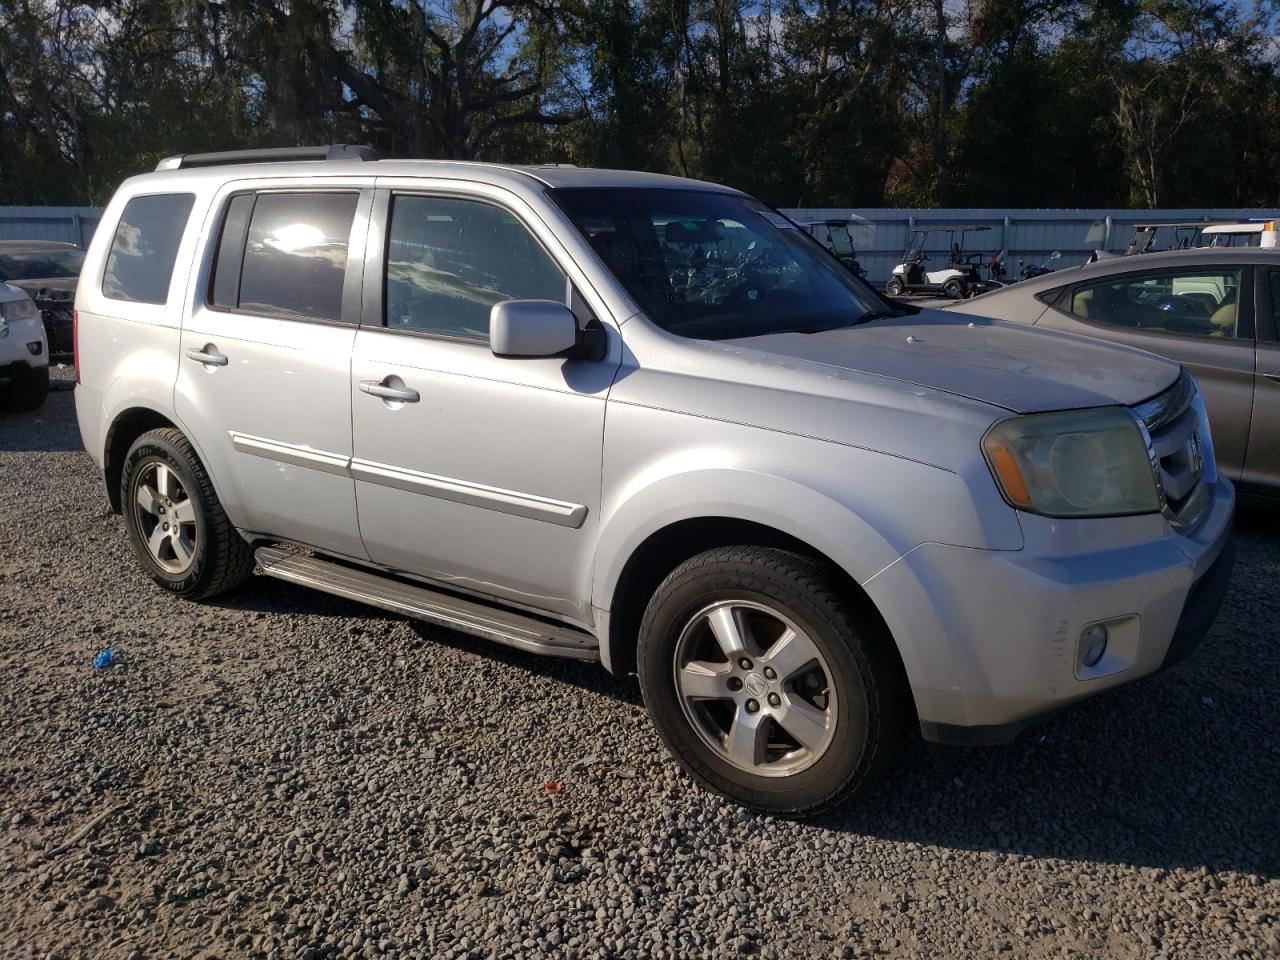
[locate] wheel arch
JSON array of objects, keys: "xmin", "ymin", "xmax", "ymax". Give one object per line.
[
  {"xmin": 592, "ymin": 468, "xmax": 913, "ymax": 685},
  {"xmin": 102, "ymin": 406, "xmax": 217, "ymax": 514}
]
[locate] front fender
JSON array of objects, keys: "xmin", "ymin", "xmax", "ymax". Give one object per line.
[
  {"xmin": 591, "ymin": 420, "xmax": 1024, "ymax": 615},
  {"xmin": 592, "ymin": 468, "xmax": 903, "ymax": 613}
]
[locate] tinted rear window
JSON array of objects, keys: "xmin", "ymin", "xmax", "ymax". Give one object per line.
[
  {"xmin": 235, "ymin": 192, "xmax": 358, "ymax": 321},
  {"xmin": 102, "ymin": 194, "xmax": 196, "ymax": 304}
]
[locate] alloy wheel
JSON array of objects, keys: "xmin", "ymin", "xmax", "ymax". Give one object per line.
[
  {"xmin": 672, "ymin": 600, "xmax": 838, "ymax": 777},
  {"xmin": 133, "ymin": 462, "xmax": 197, "ymax": 575}
]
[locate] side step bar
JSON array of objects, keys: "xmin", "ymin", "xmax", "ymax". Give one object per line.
[{"xmin": 255, "ymin": 547, "xmax": 599, "ymax": 661}]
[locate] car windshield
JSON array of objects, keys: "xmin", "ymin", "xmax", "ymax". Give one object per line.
[
  {"xmin": 0, "ymin": 249, "xmax": 85, "ymax": 280},
  {"xmin": 550, "ymin": 188, "xmax": 884, "ymax": 340}
]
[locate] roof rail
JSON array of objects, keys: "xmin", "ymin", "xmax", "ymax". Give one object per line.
[{"xmin": 155, "ymin": 144, "xmax": 380, "ymax": 172}]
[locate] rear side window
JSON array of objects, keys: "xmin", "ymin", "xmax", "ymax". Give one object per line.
[
  {"xmin": 102, "ymin": 193, "xmax": 196, "ymax": 304},
  {"xmin": 210, "ymin": 191, "xmax": 359, "ymax": 321},
  {"xmin": 1068, "ymin": 268, "xmax": 1244, "ymax": 339}
]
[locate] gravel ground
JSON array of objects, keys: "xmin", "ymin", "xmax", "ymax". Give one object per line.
[{"xmin": 2, "ymin": 369, "xmax": 1278, "ymax": 960}]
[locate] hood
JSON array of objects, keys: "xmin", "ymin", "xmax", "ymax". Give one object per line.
[
  {"xmin": 7, "ymin": 276, "xmax": 76, "ymax": 301},
  {"xmin": 727, "ymin": 310, "xmax": 1179, "ymax": 413}
]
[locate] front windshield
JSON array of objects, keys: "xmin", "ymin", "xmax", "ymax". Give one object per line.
[
  {"xmin": 0, "ymin": 249, "xmax": 85, "ymax": 280},
  {"xmin": 550, "ymin": 188, "xmax": 884, "ymax": 340}
]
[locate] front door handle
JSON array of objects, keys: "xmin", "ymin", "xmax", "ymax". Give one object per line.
[
  {"xmin": 186, "ymin": 345, "xmax": 228, "ymax": 367},
  {"xmin": 1263, "ymin": 372, "xmax": 1280, "ymax": 384},
  {"xmin": 359, "ymin": 378, "xmax": 420, "ymax": 403}
]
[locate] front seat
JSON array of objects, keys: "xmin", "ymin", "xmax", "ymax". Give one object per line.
[{"xmin": 1208, "ymin": 291, "xmax": 1238, "ymax": 336}]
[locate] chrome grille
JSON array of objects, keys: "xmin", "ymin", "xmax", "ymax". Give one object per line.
[{"xmin": 1133, "ymin": 372, "xmax": 1210, "ymax": 529}]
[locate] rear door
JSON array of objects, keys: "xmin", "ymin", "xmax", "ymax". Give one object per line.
[
  {"xmin": 1036, "ymin": 264, "xmax": 1256, "ymax": 480},
  {"xmin": 1244, "ymin": 270, "xmax": 1280, "ymax": 493},
  {"xmin": 174, "ymin": 181, "xmax": 372, "ymax": 558}
]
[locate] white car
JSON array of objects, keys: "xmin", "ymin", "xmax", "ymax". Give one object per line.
[{"xmin": 0, "ymin": 281, "xmax": 48, "ymax": 411}]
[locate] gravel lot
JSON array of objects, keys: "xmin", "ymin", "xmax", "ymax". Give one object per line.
[{"xmin": 2, "ymin": 369, "xmax": 1278, "ymax": 960}]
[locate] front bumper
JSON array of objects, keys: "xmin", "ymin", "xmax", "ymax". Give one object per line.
[
  {"xmin": 0, "ymin": 358, "xmax": 47, "ymax": 387},
  {"xmin": 863, "ymin": 478, "xmax": 1235, "ymax": 744}
]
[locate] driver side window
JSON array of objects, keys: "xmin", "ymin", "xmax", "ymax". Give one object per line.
[
  {"xmin": 384, "ymin": 194, "xmax": 568, "ymax": 342},
  {"xmin": 1069, "ymin": 269, "xmax": 1242, "ymax": 339}
]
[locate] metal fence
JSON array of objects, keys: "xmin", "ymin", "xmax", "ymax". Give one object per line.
[
  {"xmin": 779, "ymin": 207, "xmax": 1280, "ymax": 283},
  {"xmin": 4, "ymin": 204, "xmax": 1277, "ymax": 286},
  {"xmin": 0, "ymin": 206, "xmax": 102, "ymax": 247}
]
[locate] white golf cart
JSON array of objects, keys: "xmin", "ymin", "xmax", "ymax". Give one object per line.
[
  {"xmin": 884, "ymin": 225, "xmax": 991, "ymax": 299},
  {"xmin": 1202, "ymin": 220, "xmax": 1278, "ymax": 248}
]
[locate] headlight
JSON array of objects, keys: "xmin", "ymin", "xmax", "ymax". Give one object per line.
[
  {"xmin": 982, "ymin": 407, "xmax": 1160, "ymax": 517},
  {"xmin": 0, "ymin": 296, "xmax": 39, "ymax": 337}
]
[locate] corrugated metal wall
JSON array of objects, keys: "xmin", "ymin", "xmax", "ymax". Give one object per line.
[
  {"xmin": 0, "ymin": 207, "xmax": 103, "ymax": 247},
  {"xmin": 4, "ymin": 204, "xmax": 1276, "ymax": 285}
]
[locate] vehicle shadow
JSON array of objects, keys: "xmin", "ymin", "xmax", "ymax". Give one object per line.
[
  {"xmin": 813, "ymin": 512, "xmax": 1280, "ymax": 879},
  {"xmin": 209, "ymin": 575, "xmax": 646, "ymax": 707},
  {"xmin": 215, "ymin": 514, "xmax": 1277, "ymax": 878},
  {"xmin": 0, "ymin": 374, "xmax": 86, "ymax": 453}
]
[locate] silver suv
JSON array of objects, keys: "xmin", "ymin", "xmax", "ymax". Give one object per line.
[{"xmin": 75, "ymin": 147, "xmax": 1235, "ymax": 815}]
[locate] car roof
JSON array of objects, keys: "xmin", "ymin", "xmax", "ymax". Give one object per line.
[
  {"xmin": 0, "ymin": 240, "xmax": 82, "ymax": 251},
  {"xmin": 116, "ymin": 159, "xmax": 743, "ymax": 197},
  {"xmin": 1046, "ymin": 246, "xmax": 1280, "ymax": 284},
  {"xmin": 956, "ymin": 246, "xmax": 1280, "ymax": 308}
]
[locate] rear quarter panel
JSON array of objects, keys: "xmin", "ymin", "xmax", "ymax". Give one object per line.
[{"xmin": 74, "ymin": 175, "xmax": 218, "ymax": 475}]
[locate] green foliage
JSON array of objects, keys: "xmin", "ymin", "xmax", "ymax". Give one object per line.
[{"xmin": 2, "ymin": 0, "xmax": 1279, "ymax": 205}]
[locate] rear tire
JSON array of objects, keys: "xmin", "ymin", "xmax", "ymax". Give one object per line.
[
  {"xmin": 884, "ymin": 276, "xmax": 905, "ymax": 297},
  {"xmin": 1, "ymin": 365, "xmax": 48, "ymax": 412},
  {"xmin": 942, "ymin": 278, "xmax": 965, "ymax": 299},
  {"xmin": 637, "ymin": 546, "xmax": 908, "ymax": 816},
  {"xmin": 121, "ymin": 428, "xmax": 254, "ymax": 599}
]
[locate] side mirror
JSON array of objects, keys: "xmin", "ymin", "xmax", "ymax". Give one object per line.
[
  {"xmin": 1049, "ymin": 250, "xmax": 1062, "ymax": 260},
  {"xmin": 490, "ymin": 300, "xmax": 581, "ymax": 359}
]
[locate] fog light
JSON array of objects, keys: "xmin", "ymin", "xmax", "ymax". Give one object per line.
[
  {"xmin": 1079, "ymin": 624, "xmax": 1109, "ymax": 668},
  {"xmin": 27, "ymin": 340, "xmax": 42, "ymax": 356}
]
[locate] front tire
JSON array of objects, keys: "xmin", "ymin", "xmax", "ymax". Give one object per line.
[
  {"xmin": 884, "ymin": 276, "xmax": 905, "ymax": 297},
  {"xmin": 121, "ymin": 428, "xmax": 254, "ymax": 599},
  {"xmin": 1, "ymin": 365, "xmax": 48, "ymax": 412},
  {"xmin": 637, "ymin": 546, "xmax": 907, "ymax": 816}
]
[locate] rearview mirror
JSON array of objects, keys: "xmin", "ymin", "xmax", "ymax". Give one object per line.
[{"xmin": 490, "ymin": 300, "xmax": 581, "ymax": 359}]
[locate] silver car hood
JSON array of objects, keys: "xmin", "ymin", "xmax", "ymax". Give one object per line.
[{"xmin": 729, "ymin": 310, "xmax": 1180, "ymax": 413}]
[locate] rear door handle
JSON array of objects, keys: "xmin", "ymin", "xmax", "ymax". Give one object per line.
[
  {"xmin": 186, "ymin": 345, "xmax": 228, "ymax": 367},
  {"xmin": 359, "ymin": 379, "xmax": 420, "ymax": 403}
]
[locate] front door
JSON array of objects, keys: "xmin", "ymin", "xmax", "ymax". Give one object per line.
[
  {"xmin": 175, "ymin": 185, "xmax": 371, "ymax": 559},
  {"xmin": 1037, "ymin": 264, "xmax": 1257, "ymax": 480},
  {"xmin": 350, "ymin": 189, "xmax": 618, "ymax": 621},
  {"xmin": 1244, "ymin": 269, "xmax": 1280, "ymax": 492}
]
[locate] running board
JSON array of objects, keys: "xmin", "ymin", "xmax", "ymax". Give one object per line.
[{"xmin": 254, "ymin": 547, "xmax": 599, "ymax": 661}]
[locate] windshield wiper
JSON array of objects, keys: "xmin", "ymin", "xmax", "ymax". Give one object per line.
[
  {"xmin": 788, "ymin": 310, "xmax": 894, "ymax": 334},
  {"xmin": 853, "ymin": 309, "xmax": 895, "ymax": 324}
]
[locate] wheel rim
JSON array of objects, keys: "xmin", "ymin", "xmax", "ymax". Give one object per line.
[
  {"xmin": 672, "ymin": 600, "xmax": 838, "ymax": 778},
  {"xmin": 132, "ymin": 462, "xmax": 197, "ymax": 575}
]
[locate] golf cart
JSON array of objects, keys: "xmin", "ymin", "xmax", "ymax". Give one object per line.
[
  {"xmin": 1123, "ymin": 221, "xmax": 1231, "ymax": 256},
  {"xmin": 797, "ymin": 219, "xmax": 868, "ymax": 279},
  {"xmin": 1201, "ymin": 220, "xmax": 1277, "ymax": 248},
  {"xmin": 885, "ymin": 225, "xmax": 991, "ymax": 299}
]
